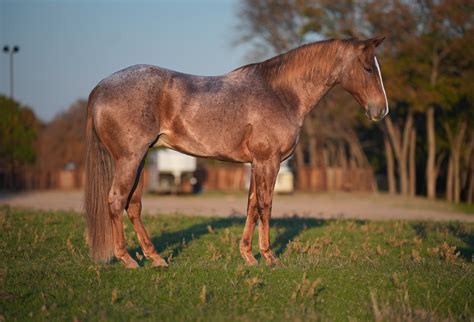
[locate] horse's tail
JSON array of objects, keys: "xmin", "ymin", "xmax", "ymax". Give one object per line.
[{"xmin": 84, "ymin": 94, "xmax": 115, "ymax": 262}]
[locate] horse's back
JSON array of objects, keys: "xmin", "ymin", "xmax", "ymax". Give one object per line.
[{"xmin": 91, "ymin": 64, "xmax": 169, "ymax": 103}]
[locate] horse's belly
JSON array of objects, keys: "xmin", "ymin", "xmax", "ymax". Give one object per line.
[{"xmin": 155, "ymin": 132, "xmax": 251, "ymax": 163}]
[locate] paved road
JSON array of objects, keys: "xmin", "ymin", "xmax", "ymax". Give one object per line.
[{"xmin": 1, "ymin": 190, "xmax": 472, "ymax": 222}]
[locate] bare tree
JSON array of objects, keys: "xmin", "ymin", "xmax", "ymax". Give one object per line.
[{"xmin": 37, "ymin": 100, "xmax": 87, "ymax": 172}]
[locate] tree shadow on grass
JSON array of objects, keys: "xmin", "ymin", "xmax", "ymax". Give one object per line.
[{"xmin": 129, "ymin": 215, "xmax": 335, "ymax": 263}]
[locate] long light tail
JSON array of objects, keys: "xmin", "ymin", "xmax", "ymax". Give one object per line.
[{"xmin": 84, "ymin": 101, "xmax": 114, "ymax": 262}]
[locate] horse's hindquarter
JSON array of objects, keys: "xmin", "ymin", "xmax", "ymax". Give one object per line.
[
  {"xmin": 156, "ymin": 72, "xmax": 300, "ymax": 163},
  {"xmin": 91, "ymin": 65, "xmax": 172, "ymax": 157}
]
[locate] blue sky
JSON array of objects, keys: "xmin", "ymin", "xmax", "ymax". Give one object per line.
[{"xmin": 0, "ymin": 0, "xmax": 251, "ymax": 121}]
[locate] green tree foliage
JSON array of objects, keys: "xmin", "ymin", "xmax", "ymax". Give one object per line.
[
  {"xmin": 0, "ymin": 95, "xmax": 40, "ymax": 188},
  {"xmin": 0, "ymin": 96, "xmax": 38, "ymax": 165}
]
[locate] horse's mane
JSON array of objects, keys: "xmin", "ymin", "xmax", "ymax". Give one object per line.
[{"xmin": 235, "ymin": 38, "xmax": 360, "ymax": 86}]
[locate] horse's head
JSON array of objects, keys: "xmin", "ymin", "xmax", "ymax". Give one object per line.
[{"xmin": 340, "ymin": 37, "xmax": 388, "ymax": 121}]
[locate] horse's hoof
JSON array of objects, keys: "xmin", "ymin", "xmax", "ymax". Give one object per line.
[
  {"xmin": 117, "ymin": 254, "xmax": 140, "ymax": 269},
  {"xmin": 150, "ymin": 256, "xmax": 168, "ymax": 268},
  {"xmin": 265, "ymin": 257, "xmax": 280, "ymax": 266},
  {"xmin": 262, "ymin": 251, "xmax": 280, "ymax": 266},
  {"xmin": 241, "ymin": 252, "xmax": 258, "ymax": 266},
  {"xmin": 123, "ymin": 259, "xmax": 139, "ymax": 269}
]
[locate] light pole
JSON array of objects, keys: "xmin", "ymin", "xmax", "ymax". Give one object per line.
[{"xmin": 3, "ymin": 45, "xmax": 20, "ymax": 99}]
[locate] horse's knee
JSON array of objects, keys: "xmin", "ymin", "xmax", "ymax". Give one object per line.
[{"xmin": 256, "ymin": 193, "xmax": 271, "ymax": 217}]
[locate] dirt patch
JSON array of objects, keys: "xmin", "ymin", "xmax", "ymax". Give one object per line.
[{"xmin": 0, "ymin": 190, "xmax": 472, "ymax": 222}]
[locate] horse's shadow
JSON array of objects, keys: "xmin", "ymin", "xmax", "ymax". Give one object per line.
[
  {"xmin": 270, "ymin": 216, "xmax": 330, "ymax": 255},
  {"xmin": 130, "ymin": 216, "xmax": 474, "ymax": 264},
  {"xmin": 130, "ymin": 215, "xmax": 330, "ymax": 262}
]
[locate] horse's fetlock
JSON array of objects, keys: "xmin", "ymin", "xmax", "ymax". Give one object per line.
[
  {"xmin": 240, "ymin": 239, "xmax": 251, "ymax": 249},
  {"xmin": 114, "ymin": 248, "xmax": 127, "ymax": 258}
]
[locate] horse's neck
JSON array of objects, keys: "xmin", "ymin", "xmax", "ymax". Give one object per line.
[
  {"xmin": 289, "ymin": 77, "xmax": 336, "ymax": 120},
  {"xmin": 264, "ymin": 44, "xmax": 343, "ymax": 122}
]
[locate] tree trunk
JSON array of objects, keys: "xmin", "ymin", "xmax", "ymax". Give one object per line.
[
  {"xmin": 294, "ymin": 142, "xmax": 305, "ymax": 190},
  {"xmin": 385, "ymin": 113, "xmax": 413, "ymax": 196},
  {"xmin": 400, "ymin": 112, "xmax": 414, "ymax": 196},
  {"xmin": 308, "ymin": 137, "xmax": 318, "ymax": 168},
  {"xmin": 322, "ymin": 148, "xmax": 329, "ymax": 167},
  {"xmin": 453, "ymin": 122, "xmax": 467, "ymax": 203},
  {"xmin": 409, "ymin": 127, "xmax": 416, "ymax": 197},
  {"xmin": 468, "ymin": 165, "xmax": 474, "ymax": 204},
  {"xmin": 426, "ymin": 107, "xmax": 437, "ymax": 200},
  {"xmin": 384, "ymin": 136, "xmax": 396, "ymax": 194},
  {"xmin": 467, "ymin": 133, "xmax": 474, "ymax": 204},
  {"xmin": 294, "ymin": 142, "xmax": 305, "ymax": 169},
  {"xmin": 453, "ymin": 151, "xmax": 461, "ymax": 203},
  {"xmin": 444, "ymin": 121, "xmax": 467, "ymax": 203},
  {"xmin": 446, "ymin": 156, "xmax": 453, "ymax": 202},
  {"xmin": 343, "ymin": 128, "xmax": 370, "ymax": 168}
]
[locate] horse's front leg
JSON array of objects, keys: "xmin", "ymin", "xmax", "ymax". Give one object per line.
[
  {"xmin": 254, "ymin": 157, "xmax": 280, "ymax": 265},
  {"xmin": 240, "ymin": 168, "xmax": 258, "ymax": 265}
]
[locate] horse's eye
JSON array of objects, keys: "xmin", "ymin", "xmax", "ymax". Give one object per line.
[{"xmin": 364, "ymin": 66, "xmax": 373, "ymax": 73}]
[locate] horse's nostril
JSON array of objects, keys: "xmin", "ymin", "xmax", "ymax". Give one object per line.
[
  {"xmin": 378, "ymin": 109, "xmax": 384, "ymax": 119},
  {"xmin": 365, "ymin": 109, "xmax": 373, "ymax": 120}
]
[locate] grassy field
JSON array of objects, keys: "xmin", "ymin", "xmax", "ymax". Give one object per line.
[{"xmin": 0, "ymin": 206, "xmax": 473, "ymax": 321}]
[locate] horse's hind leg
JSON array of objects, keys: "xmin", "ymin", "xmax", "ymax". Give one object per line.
[
  {"xmin": 126, "ymin": 171, "xmax": 168, "ymax": 267},
  {"xmin": 107, "ymin": 155, "xmax": 145, "ymax": 268}
]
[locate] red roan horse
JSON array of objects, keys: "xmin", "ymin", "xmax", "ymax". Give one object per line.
[{"xmin": 84, "ymin": 37, "xmax": 388, "ymax": 268}]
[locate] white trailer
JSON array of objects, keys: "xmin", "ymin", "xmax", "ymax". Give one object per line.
[{"xmin": 148, "ymin": 149, "xmax": 197, "ymax": 192}]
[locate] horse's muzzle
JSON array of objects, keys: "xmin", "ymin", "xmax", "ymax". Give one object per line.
[{"xmin": 366, "ymin": 104, "xmax": 388, "ymax": 121}]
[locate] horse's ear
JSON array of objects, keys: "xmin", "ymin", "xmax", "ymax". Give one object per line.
[
  {"xmin": 369, "ymin": 36, "xmax": 386, "ymax": 48},
  {"xmin": 359, "ymin": 37, "xmax": 385, "ymax": 51}
]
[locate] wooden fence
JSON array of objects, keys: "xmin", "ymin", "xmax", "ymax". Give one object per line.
[
  {"xmin": 3, "ymin": 165, "xmax": 376, "ymax": 192},
  {"xmin": 295, "ymin": 166, "xmax": 376, "ymax": 192},
  {"xmin": 200, "ymin": 166, "xmax": 248, "ymax": 191},
  {"xmin": 194, "ymin": 165, "xmax": 376, "ymax": 192}
]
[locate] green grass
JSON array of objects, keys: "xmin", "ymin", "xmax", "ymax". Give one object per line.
[{"xmin": 0, "ymin": 207, "xmax": 473, "ymax": 321}]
